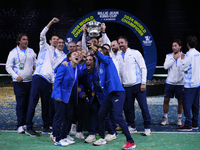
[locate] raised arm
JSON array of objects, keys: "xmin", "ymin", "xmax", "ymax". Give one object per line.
[
  {"xmin": 81, "ymin": 24, "xmax": 89, "ymax": 52},
  {"xmin": 87, "ymin": 41, "xmax": 110, "ymax": 66},
  {"xmin": 40, "ymin": 17, "xmax": 59, "ymax": 51},
  {"xmin": 46, "ymin": 17, "xmax": 59, "ymax": 29},
  {"xmin": 163, "ymin": 54, "xmax": 175, "ymax": 70},
  {"xmin": 101, "ymin": 23, "xmax": 111, "ymax": 46}
]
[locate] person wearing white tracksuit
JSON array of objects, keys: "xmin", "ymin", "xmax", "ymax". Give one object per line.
[{"xmin": 161, "ymin": 39, "xmax": 184, "ymax": 126}]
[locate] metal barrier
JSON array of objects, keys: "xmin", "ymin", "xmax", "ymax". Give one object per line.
[{"xmin": 0, "ymin": 63, "xmax": 167, "ymax": 77}]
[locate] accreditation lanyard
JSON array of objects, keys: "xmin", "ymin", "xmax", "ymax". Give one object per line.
[
  {"xmin": 16, "ymin": 46, "xmax": 27, "ymax": 70},
  {"xmin": 88, "ymin": 72, "xmax": 95, "ymax": 96},
  {"xmin": 89, "ymin": 73, "xmax": 94, "ymax": 90},
  {"xmin": 121, "ymin": 52, "xmax": 125, "ymax": 60}
]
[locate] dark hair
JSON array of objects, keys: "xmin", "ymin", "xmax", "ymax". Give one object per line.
[
  {"xmin": 99, "ymin": 46, "xmax": 110, "ymax": 56},
  {"xmin": 67, "ymin": 50, "xmax": 77, "ymax": 61},
  {"xmin": 102, "ymin": 43, "xmax": 111, "ymax": 51},
  {"xmin": 87, "ymin": 54, "xmax": 96, "ymax": 63},
  {"xmin": 91, "ymin": 37, "xmax": 98, "ymax": 41},
  {"xmin": 50, "ymin": 35, "xmax": 59, "ymax": 40},
  {"xmin": 172, "ymin": 39, "xmax": 182, "ymax": 47},
  {"xmin": 185, "ymin": 35, "xmax": 198, "ymax": 48},
  {"xmin": 16, "ymin": 33, "xmax": 28, "ymax": 45},
  {"xmin": 59, "ymin": 37, "xmax": 65, "ymax": 41},
  {"xmin": 117, "ymin": 36, "xmax": 128, "ymax": 42}
]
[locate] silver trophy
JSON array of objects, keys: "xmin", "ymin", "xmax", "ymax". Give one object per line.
[{"xmin": 86, "ymin": 21, "xmax": 101, "ymax": 37}]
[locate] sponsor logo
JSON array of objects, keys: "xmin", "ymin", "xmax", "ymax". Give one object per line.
[
  {"xmin": 97, "ymin": 11, "xmax": 119, "ymax": 21},
  {"xmin": 143, "ymin": 36, "xmax": 152, "ymax": 46},
  {"xmin": 65, "ymin": 37, "xmax": 73, "ymax": 46}
]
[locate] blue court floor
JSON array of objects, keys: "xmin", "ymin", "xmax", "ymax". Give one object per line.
[{"xmin": 0, "ymin": 86, "xmax": 199, "ymax": 132}]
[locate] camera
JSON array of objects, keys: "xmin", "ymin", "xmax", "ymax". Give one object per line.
[{"xmin": 86, "ymin": 42, "xmax": 91, "ymax": 49}]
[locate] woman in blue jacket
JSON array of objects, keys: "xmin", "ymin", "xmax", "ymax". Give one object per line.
[
  {"xmin": 51, "ymin": 51, "xmax": 79, "ymax": 147},
  {"xmin": 87, "ymin": 42, "xmax": 136, "ymax": 149}
]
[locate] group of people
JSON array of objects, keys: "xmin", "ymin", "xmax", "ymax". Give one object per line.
[
  {"xmin": 5, "ymin": 17, "xmax": 200, "ymax": 149},
  {"xmin": 161, "ymin": 37, "xmax": 200, "ymax": 132}
]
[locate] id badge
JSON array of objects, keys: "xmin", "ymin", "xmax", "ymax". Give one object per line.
[{"xmin": 19, "ymin": 63, "xmax": 24, "ymax": 70}]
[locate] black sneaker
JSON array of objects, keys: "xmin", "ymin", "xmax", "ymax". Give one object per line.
[
  {"xmin": 177, "ymin": 125, "xmax": 192, "ymax": 131},
  {"xmin": 25, "ymin": 129, "xmax": 39, "ymax": 137},
  {"xmin": 42, "ymin": 128, "xmax": 52, "ymax": 134},
  {"xmin": 192, "ymin": 125, "xmax": 198, "ymax": 129}
]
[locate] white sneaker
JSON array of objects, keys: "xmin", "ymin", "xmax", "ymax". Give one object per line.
[
  {"xmin": 54, "ymin": 139, "xmax": 70, "ymax": 146},
  {"xmin": 75, "ymin": 132, "xmax": 85, "ymax": 139},
  {"xmin": 67, "ymin": 135, "xmax": 74, "ymax": 141},
  {"xmin": 85, "ymin": 135, "xmax": 96, "ymax": 143},
  {"xmin": 161, "ymin": 117, "xmax": 169, "ymax": 126},
  {"xmin": 18, "ymin": 126, "xmax": 25, "ymax": 134},
  {"xmin": 104, "ymin": 133, "xmax": 117, "ymax": 141},
  {"xmin": 176, "ymin": 117, "xmax": 182, "ymax": 126},
  {"xmin": 70, "ymin": 124, "xmax": 77, "ymax": 135},
  {"xmin": 93, "ymin": 138, "xmax": 107, "ymax": 146},
  {"xmin": 143, "ymin": 129, "xmax": 151, "ymax": 136},
  {"xmin": 50, "ymin": 134, "xmax": 55, "ymax": 142},
  {"xmin": 63, "ymin": 138, "xmax": 75, "ymax": 144},
  {"xmin": 23, "ymin": 125, "xmax": 27, "ymax": 130},
  {"xmin": 128, "ymin": 126, "xmax": 137, "ymax": 133}
]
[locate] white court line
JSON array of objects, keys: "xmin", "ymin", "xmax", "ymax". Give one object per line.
[
  {"xmin": 145, "ymin": 131, "xmax": 200, "ymax": 134},
  {"xmin": 156, "ymin": 66, "xmax": 164, "ymax": 68}
]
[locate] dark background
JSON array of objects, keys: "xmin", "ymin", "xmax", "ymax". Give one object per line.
[{"xmin": 1, "ymin": 0, "xmax": 200, "ymax": 77}]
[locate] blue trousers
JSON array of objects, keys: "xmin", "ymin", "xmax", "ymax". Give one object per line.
[
  {"xmin": 88, "ymin": 96, "xmax": 100, "ymax": 135},
  {"xmin": 53, "ymin": 96, "xmax": 76, "ymax": 142},
  {"xmin": 13, "ymin": 82, "xmax": 31, "ymax": 128},
  {"xmin": 98, "ymin": 91, "xmax": 133, "ymax": 143},
  {"xmin": 105, "ymin": 109, "xmax": 117, "ymax": 135},
  {"xmin": 124, "ymin": 84, "xmax": 151, "ymax": 129},
  {"xmin": 182, "ymin": 87, "xmax": 200, "ymax": 126},
  {"xmin": 76, "ymin": 97, "xmax": 85, "ymax": 132},
  {"xmin": 26, "ymin": 75, "xmax": 51, "ymax": 130},
  {"xmin": 49, "ymin": 97, "xmax": 55, "ymax": 127}
]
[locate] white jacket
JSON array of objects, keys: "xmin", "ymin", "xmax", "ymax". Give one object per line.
[
  {"xmin": 117, "ymin": 48, "xmax": 147, "ymax": 87},
  {"xmin": 110, "ymin": 50, "xmax": 121, "ymax": 59},
  {"xmin": 6, "ymin": 46, "xmax": 37, "ymax": 82},
  {"xmin": 33, "ymin": 27, "xmax": 56, "ymax": 83},
  {"xmin": 181, "ymin": 48, "xmax": 200, "ymax": 88},
  {"xmin": 53, "ymin": 49, "xmax": 66, "ymax": 69},
  {"xmin": 110, "ymin": 50, "xmax": 121, "ymax": 82},
  {"xmin": 164, "ymin": 52, "xmax": 184, "ymax": 85}
]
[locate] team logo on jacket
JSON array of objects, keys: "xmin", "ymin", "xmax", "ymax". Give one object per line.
[{"xmin": 100, "ymin": 69, "xmax": 104, "ymax": 74}]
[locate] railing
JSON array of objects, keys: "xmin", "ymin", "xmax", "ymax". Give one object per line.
[{"xmin": 0, "ymin": 63, "xmax": 168, "ymax": 77}]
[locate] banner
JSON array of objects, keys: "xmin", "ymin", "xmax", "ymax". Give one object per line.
[{"xmin": 64, "ymin": 9, "xmax": 157, "ymax": 80}]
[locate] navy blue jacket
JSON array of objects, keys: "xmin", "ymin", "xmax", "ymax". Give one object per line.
[{"xmin": 79, "ymin": 66, "xmax": 105, "ymax": 104}]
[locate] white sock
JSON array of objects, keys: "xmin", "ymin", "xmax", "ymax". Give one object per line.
[
  {"xmin": 164, "ymin": 114, "xmax": 168, "ymax": 118},
  {"xmin": 178, "ymin": 114, "xmax": 182, "ymax": 118}
]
